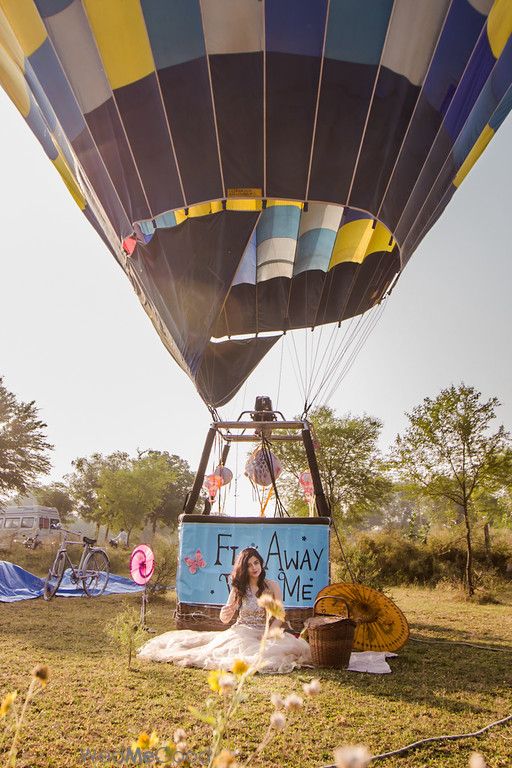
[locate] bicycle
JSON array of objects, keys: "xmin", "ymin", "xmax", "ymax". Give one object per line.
[{"xmin": 43, "ymin": 528, "xmax": 110, "ymax": 600}]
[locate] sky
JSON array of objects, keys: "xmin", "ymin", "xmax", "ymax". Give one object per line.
[{"xmin": 1, "ymin": 86, "xmax": 511, "ymax": 515}]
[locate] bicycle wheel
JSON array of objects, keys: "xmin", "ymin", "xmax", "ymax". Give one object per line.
[
  {"xmin": 44, "ymin": 551, "xmax": 66, "ymax": 600},
  {"xmin": 82, "ymin": 549, "xmax": 110, "ymax": 596}
]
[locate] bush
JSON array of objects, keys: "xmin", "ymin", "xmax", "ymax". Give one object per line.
[
  {"xmin": 146, "ymin": 533, "xmax": 178, "ymax": 598},
  {"xmin": 331, "ymin": 527, "xmax": 512, "ymax": 588}
]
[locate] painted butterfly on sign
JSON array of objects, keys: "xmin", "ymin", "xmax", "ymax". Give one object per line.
[{"xmin": 184, "ymin": 549, "xmax": 206, "ymax": 574}]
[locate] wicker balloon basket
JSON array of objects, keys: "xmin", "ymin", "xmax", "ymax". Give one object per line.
[{"xmin": 306, "ymin": 596, "xmax": 356, "ymax": 669}]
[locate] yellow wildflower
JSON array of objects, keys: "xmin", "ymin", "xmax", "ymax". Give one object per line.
[
  {"xmin": 131, "ymin": 731, "xmax": 159, "ymax": 751},
  {"xmin": 32, "ymin": 664, "xmax": 49, "ymax": 687},
  {"xmin": 207, "ymin": 669, "xmax": 223, "ymax": 693},
  {"xmin": 231, "ymin": 659, "xmax": 249, "ymax": 676},
  {"xmin": 257, "ymin": 594, "xmax": 286, "ymax": 622},
  {"xmin": 0, "ymin": 691, "xmax": 17, "ymax": 718}
]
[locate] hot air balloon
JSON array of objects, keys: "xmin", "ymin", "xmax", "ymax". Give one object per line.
[
  {"xmin": 1, "ymin": 1, "xmax": 510, "ymax": 408},
  {"xmin": 2, "ymin": 1, "xmax": 511, "ymax": 634}
]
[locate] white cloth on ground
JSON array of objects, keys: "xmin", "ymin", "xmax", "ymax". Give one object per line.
[{"xmin": 347, "ymin": 651, "xmax": 397, "ymax": 674}]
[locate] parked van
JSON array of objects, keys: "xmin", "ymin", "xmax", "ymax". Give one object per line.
[{"xmin": 0, "ymin": 505, "xmax": 61, "ymax": 547}]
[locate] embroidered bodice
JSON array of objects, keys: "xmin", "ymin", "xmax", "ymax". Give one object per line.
[{"xmin": 235, "ymin": 589, "xmax": 266, "ymax": 629}]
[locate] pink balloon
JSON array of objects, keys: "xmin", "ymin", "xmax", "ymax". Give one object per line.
[
  {"xmin": 299, "ymin": 471, "xmax": 314, "ymax": 498},
  {"xmin": 130, "ymin": 544, "xmax": 155, "ymax": 585},
  {"xmin": 204, "ymin": 473, "xmax": 223, "ymax": 500}
]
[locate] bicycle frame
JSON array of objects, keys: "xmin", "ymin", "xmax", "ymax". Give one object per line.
[
  {"xmin": 45, "ymin": 528, "xmax": 110, "ymax": 599},
  {"xmin": 54, "ymin": 531, "xmax": 93, "ymax": 581}
]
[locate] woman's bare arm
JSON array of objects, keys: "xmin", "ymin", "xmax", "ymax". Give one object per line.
[{"xmin": 219, "ymin": 588, "xmax": 239, "ymax": 624}]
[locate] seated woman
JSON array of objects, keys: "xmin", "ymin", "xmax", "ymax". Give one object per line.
[{"xmin": 138, "ymin": 547, "xmax": 312, "ymax": 674}]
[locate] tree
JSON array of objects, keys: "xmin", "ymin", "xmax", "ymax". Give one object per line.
[
  {"xmin": 141, "ymin": 451, "xmax": 194, "ymax": 533},
  {"xmin": 96, "ymin": 453, "xmax": 176, "ymax": 544},
  {"xmin": 66, "ymin": 452, "xmax": 130, "ymax": 537},
  {"xmin": 278, "ymin": 406, "xmax": 391, "ymax": 527},
  {"xmin": 33, "ymin": 482, "xmax": 74, "ymax": 522},
  {"xmin": 391, "ymin": 384, "xmax": 511, "ymax": 596},
  {"xmin": 0, "ymin": 377, "xmax": 53, "ymax": 499}
]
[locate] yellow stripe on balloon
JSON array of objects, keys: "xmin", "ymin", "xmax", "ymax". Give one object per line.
[
  {"xmin": 487, "ymin": 0, "xmax": 512, "ymax": 59},
  {"xmin": 0, "ymin": 38, "xmax": 30, "ymax": 114},
  {"xmin": 364, "ymin": 221, "xmax": 394, "ymax": 257},
  {"xmin": 83, "ymin": 0, "xmax": 154, "ymax": 90},
  {"xmin": 267, "ymin": 199, "xmax": 303, "ymax": 209},
  {"xmin": 329, "ymin": 219, "xmax": 374, "ymax": 267},
  {"xmin": 0, "ymin": 6, "xmax": 25, "ymax": 69},
  {"xmin": 0, "ymin": 0, "xmax": 46, "ymax": 56},
  {"xmin": 226, "ymin": 198, "xmax": 262, "ymax": 211},
  {"xmin": 52, "ymin": 143, "xmax": 86, "ymax": 209},
  {"xmin": 453, "ymin": 124, "xmax": 494, "ymax": 187}
]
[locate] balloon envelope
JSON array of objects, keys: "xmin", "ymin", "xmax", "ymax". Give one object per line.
[{"xmin": 2, "ymin": 2, "xmax": 510, "ymax": 405}]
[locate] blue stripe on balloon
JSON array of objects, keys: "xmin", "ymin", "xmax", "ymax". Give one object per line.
[
  {"xmin": 341, "ymin": 208, "xmax": 372, "ymax": 224},
  {"xmin": 422, "ymin": 0, "xmax": 488, "ymax": 115},
  {"xmin": 233, "ymin": 231, "xmax": 257, "ymax": 286},
  {"xmin": 256, "ymin": 206, "xmax": 301, "ymax": 244},
  {"xmin": 453, "ymin": 38, "xmax": 512, "ymax": 165},
  {"xmin": 442, "ymin": 30, "xmax": 495, "ymax": 142},
  {"xmin": 265, "ymin": 0, "xmax": 328, "ymax": 57},
  {"xmin": 325, "ymin": 0, "xmax": 392, "ymax": 65},
  {"xmin": 26, "ymin": 94, "xmax": 59, "ymax": 160},
  {"xmin": 141, "ymin": 0, "xmax": 205, "ymax": 69},
  {"xmin": 28, "ymin": 38, "xmax": 86, "ymax": 141},
  {"xmin": 34, "ymin": 0, "xmax": 74, "ymax": 16},
  {"xmin": 294, "ymin": 228, "xmax": 337, "ymax": 275},
  {"xmin": 489, "ymin": 84, "xmax": 512, "ymax": 131}
]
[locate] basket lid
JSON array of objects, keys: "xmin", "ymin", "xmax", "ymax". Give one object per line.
[{"xmin": 305, "ymin": 615, "xmax": 354, "ymax": 630}]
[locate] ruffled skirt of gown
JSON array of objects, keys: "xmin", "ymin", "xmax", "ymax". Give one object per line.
[{"xmin": 137, "ymin": 623, "xmax": 312, "ymax": 674}]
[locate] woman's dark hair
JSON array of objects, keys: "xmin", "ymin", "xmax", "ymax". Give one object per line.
[{"xmin": 230, "ymin": 547, "xmax": 266, "ymax": 601}]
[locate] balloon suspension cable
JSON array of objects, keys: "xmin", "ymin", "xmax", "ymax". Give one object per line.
[
  {"xmin": 282, "ymin": 262, "xmax": 388, "ymax": 415},
  {"xmin": 330, "ymin": 516, "xmax": 355, "ymax": 584},
  {"xmin": 275, "ymin": 334, "xmax": 285, "ymax": 412},
  {"xmin": 261, "ymin": 435, "xmax": 289, "ymax": 518}
]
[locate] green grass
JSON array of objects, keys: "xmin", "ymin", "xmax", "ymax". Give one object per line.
[{"xmin": 1, "ymin": 585, "xmax": 511, "ymax": 767}]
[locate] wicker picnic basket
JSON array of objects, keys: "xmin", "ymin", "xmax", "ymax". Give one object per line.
[{"xmin": 306, "ymin": 596, "xmax": 356, "ymax": 669}]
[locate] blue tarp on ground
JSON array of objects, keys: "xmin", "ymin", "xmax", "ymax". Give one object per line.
[{"xmin": 0, "ymin": 561, "xmax": 143, "ymax": 602}]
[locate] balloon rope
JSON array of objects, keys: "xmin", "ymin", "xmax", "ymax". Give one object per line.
[
  {"xmin": 275, "ymin": 335, "xmax": 285, "ymax": 412},
  {"xmin": 330, "ymin": 517, "xmax": 355, "ymax": 584}
]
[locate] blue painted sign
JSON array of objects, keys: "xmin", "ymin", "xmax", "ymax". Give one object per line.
[{"xmin": 177, "ymin": 517, "xmax": 330, "ymax": 609}]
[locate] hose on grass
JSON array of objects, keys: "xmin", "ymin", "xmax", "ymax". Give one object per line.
[
  {"xmin": 410, "ymin": 636, "xmax": 512, "ymax": 653},
  {"xmin": 321, "ymin": 713, "xmax": 512, "ymax": 765}
]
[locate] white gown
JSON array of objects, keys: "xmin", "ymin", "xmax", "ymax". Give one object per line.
[{"xmin": 138, "ymin": 590, "xmax": 312, "ymax": 674}]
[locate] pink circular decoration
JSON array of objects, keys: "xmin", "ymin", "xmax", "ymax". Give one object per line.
[
  {"xmin": 130, "ymin": 544, "xmax": 155, "ymax": 585},
  {"xmin": 214, "ymin": 465, "xmax": 233, "ymax": 486}
]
